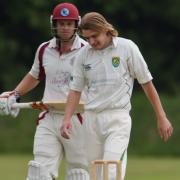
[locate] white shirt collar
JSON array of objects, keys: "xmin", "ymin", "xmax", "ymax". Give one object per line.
[
  {"xmin": 112, "ymin": 36, "xmax": 118, "ymax": 48},
  {"xmin": 48, "ymin": 38, "xmax": 55, "ymax": 48},
  {"xmin": 48, "ymin": 34, "xmax": 83, "ymax": 51}
]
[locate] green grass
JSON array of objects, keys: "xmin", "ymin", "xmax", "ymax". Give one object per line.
[
  {"xmin": 126, "ymin": 157, "xmax": 180, "ymax": 180},
  {"xmin": 0, "ymin": 154, "xmax": 66, "ymax": 180},
  {"xmin": 0, "ymin": 155, "xmax": 180, "ymax": 180}
]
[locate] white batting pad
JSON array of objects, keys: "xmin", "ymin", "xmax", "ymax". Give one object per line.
[
  {"xmin": 66, "ymin": 168, "xmax": 90, "ymax": 180},
  {"xmin": 26, "ymin": 160, "xmax": 53, "ymax": 180}
]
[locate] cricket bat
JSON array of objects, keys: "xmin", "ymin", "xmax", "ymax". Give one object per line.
[{"xmin": 12, "ymin": 101, "xmax": 84, "ymax": 113}]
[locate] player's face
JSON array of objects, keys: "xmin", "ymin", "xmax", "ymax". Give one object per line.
[
  {"xmin": 82, "ymin": 29, "xmax": 112, "ymax": 50},
  {"xmin": 56, "ymin": 20, "xmax": 76, "ymax": 40}
]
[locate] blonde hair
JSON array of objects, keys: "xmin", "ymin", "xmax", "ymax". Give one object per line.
[{"xmin": 80, "ymin": 12, "xmax": 118, "ymax": 37}]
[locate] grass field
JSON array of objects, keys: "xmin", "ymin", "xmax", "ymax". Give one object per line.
[{"xmin": 0, "ymin": 154, "xmax": 180, "ymax": 180}]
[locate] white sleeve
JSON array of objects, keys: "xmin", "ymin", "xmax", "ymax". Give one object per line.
[
  {"xmin": 29, "ymin": 42, "xmax": 48, "ymax": 81},
  {"xmin": 29, "ymin": 53, "xmax": 39, "ymax": 79},
  {"xmin": 127, "ymin": 40, "xmax": 153, "ymax": 84},
  {"xmin": 70, "ymin": 48, "xmax": 86, "ymax": 92}
]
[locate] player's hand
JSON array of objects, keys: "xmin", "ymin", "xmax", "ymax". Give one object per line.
[
  {"xmin": 0, "ymin": 92, "xmax": 10, "ymax": 115},
  {"xmin": 157, "ymin": 117, "xmax": 173, "ymax": 142},
  {"xmin": 0, "ymin": 91, "xmax": 20, "ymax": 117},
  {"xmin": 60, "ymin": 120, "xmax": 72, "ymax": 139}
]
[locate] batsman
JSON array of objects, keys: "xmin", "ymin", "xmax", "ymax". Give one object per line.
[{"xmin": 0, "ymin": 3, "xmax": 90, "ymax": 180}]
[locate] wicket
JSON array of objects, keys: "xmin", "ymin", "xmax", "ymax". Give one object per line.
[{"xmin": 91, "ymin": 160, "xmax": 121, "ymax": 180}]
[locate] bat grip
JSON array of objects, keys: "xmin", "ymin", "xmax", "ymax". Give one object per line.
[{"xmin": 12, "ymin": 103, "xmax": 32, "ymax": 109}]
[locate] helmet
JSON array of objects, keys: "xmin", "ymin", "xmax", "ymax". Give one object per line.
[
  {"xmin": 50, "ymin": 3, "xmax": 80, "ymax": 41},
  {"xmin": 52, "ymin": 3, "xmax": 79, "ymax": 21}
]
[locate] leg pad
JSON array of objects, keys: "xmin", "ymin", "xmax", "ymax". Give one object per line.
[
  {"xmin": 66, "ymin": 168, "xmax": 90, "ymax": 180},
  {"xmin": 26, "ymin": 160, "xmax": 53, "ymax": 180}
]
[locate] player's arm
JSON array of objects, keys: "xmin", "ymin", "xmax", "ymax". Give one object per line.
[
  {"xmin": 0, "ymin": 73, "xmax": 39, "ymax": 117},
  {"xmin": 60, "ymin": 90, "xmax": 81, "ymax": 139},
  {"xmin": 14, "ymin": 73, "xmax": 39, "ymax": 96},
  {"xmin": 141, "ymin": 80, "xmax": 173, "ymax": 142}
]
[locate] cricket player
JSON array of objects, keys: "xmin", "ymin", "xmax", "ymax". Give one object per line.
[
  {"xmin": 0, "ymin": 3, "xmax": 90, "ymax": 180},
  {"xmin": 60, "ymin": 12, "xmax": 173, "ymax": 180}
]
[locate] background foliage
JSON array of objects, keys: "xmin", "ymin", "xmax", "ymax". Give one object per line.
[
  {"xmin": 0, "ymin": 0, "xmax": 179, "ymax": 93},
  {"xmin": 0, "ymin": 0, "xmax": 180, "ymax": 155}
]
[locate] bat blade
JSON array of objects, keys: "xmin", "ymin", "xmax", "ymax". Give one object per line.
[
  {"xmin": 43, "ymin": 101, "xmax": 84, "ymax": 113},
  {"xmin": 12, "ymin": 101, "xmax": 84, "ymax": 113}
]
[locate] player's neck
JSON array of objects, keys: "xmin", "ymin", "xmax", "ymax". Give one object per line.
[{"xmin": 58, "ymin": 37, "xmax": 75, "ymax": 53}]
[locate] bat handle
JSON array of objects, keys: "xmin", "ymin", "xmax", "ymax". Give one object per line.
[{"xmin": 12, "ymin": 102, "xmax": 32, "ymax": 109}]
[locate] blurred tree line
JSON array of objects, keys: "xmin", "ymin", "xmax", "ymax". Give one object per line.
[{"xmin": 0, "ymin": 0, "xmax": 180, "ymax": 96}]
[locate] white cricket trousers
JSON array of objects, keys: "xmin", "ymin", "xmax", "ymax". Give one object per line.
[
  {"xmin": 33, "ymin": 111, "xmax": 88, "ymax": 178},
  {"xmin": 83, "ymin": 109, "xmax": 132, "ymax": 180}
]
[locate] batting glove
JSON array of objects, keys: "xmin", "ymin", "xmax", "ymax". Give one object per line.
[{"xmin": 0, "ymin": 91, "xmax": 20, "ymax": 117}]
